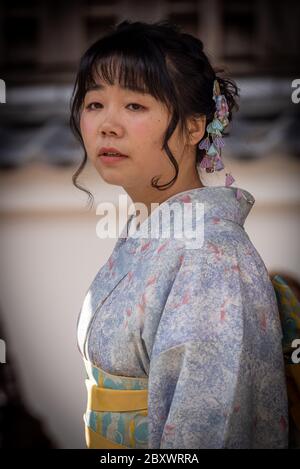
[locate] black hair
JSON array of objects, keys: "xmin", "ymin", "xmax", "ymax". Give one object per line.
[{"xmin": 70, "ymin": 19, "xmax": 239, "ymax": 209}]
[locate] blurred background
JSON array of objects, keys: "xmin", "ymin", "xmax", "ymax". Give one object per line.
[{"xmin": 0, "ymin": 0, "xmax": 299, "ymax": 448}]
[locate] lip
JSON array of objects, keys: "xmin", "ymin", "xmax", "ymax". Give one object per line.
[
  {"xmin": 98, "ymin": 147, "xmax": 128, "ymax": 157},
  {"xmin": 99, "ymin": 155, "xmax": 129, "ymax": 164}
]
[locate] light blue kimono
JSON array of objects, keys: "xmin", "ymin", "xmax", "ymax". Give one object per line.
[{"xmin": 77, "ymin": 186, "xmax": 288, "ymax": 449}]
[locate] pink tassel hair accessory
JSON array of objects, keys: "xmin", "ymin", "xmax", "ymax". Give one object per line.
[{"xmin": 198, "ymin": 79, "xmax": 241, "ymax": 201}]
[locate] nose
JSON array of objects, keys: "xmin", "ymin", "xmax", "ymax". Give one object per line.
[
  {"xmin": 99, "ymin": 115, "xmax": 123, "ymax": 137},
  {"xmin": 100, "ymin": 125, "xmax": 117, "ymax": 136}
]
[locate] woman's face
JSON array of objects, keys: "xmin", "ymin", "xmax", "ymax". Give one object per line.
[{"xmin": 79, "ymin": 79, "xmax": 190, "ymax": 191}]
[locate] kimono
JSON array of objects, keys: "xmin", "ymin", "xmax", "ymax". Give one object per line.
[{"xmin": 77, "ymin": 185, "xmax": 288, "ymax": 449}]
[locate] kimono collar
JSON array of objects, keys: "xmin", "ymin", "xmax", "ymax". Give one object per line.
[{"xmin": 123, "ymin": 186, "xmax": 255, "ymax": 241}]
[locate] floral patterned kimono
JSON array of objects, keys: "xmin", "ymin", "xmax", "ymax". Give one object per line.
[{"xmin": 77, "ymin": 185, "xmax": 288, "ymax": 449}]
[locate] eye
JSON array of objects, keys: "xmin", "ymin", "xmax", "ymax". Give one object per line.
[
  {"xmin": 84, "ymin": 102, "xmax": 145, "ymax": 111},
  {"xmin": 127, "ymin": 103, "xmax": 145, "ymax": 111},
  {"xmin": 85, "ymin": 102, "xmax": 102, "ymax": 110}
]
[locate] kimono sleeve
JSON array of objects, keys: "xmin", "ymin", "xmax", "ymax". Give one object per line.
[{"xmin": 147, "ymin": 242, "xmax": 287, "ymax": 449}]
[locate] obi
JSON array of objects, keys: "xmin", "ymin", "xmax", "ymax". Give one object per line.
[{"xmin": 83, "ymin": 359, "xmax": 149, "ymax": 449}]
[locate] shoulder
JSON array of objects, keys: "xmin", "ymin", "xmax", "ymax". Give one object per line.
[{"xmin": 139, "ymin": 225, "xmax": 247, "ymax": 287}]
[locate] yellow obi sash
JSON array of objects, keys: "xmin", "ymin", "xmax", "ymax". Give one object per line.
[{"xmin": 83, "ymin": 359, "xmax": 149, "ymax": 449}]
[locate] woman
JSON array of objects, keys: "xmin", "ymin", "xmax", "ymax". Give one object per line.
[{"xmin": 70, "ymin": 20, "xmax": 288, "ymax": 449}]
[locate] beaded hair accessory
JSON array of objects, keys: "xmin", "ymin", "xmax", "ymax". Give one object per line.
[{"xmin": 198, "ymin": 79, "xmax": 244, "ymax": 201}]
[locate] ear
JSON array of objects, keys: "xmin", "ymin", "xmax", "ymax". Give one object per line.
[{"xmin": 187, "ymin": 115, "xmax": 206, "ymax": 145}]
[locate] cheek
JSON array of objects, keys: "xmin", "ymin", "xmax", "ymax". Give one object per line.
[
  {"xmin": 132, "ymin": 116, "xmax": 165, "ymax": 148},
  {"xmin": 80, "ymin": 114, "xmax": 95, "ymax": 145},
  {"xmin": 79, "ymin": 115, "xmax": 87, "ymax": 142}
]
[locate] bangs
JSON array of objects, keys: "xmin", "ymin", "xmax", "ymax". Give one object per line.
[{"xmin": 79, "ymin": 39, "xmax": 175, "ymax": 112}]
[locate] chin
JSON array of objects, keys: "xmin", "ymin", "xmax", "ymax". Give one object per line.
[{"xmin": 97, "ymin": 169, "xmax": 125, "ymax": 186}]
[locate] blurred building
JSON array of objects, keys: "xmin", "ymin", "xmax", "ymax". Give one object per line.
[{"xmin": 0, "ymin": 0, "xmax": 299, "ymax": 167}]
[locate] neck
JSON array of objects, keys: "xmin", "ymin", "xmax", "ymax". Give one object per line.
[{"xmin": 124, "ymin": 169, "xmax": 204, "ymax": 225}]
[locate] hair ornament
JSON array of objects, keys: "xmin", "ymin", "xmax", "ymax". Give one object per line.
[{"xmin": 198, "ymin": 78, "xmax": 245, "ymax": 201}]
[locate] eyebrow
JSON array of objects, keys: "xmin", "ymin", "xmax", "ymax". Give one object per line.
[
  {"xmin": 86, "ymin": 83, "xmax": 148, "ymax": 95},
  {"xmin": 86, "ymin": 83, "xmax": 106, "ymax": 92}
]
